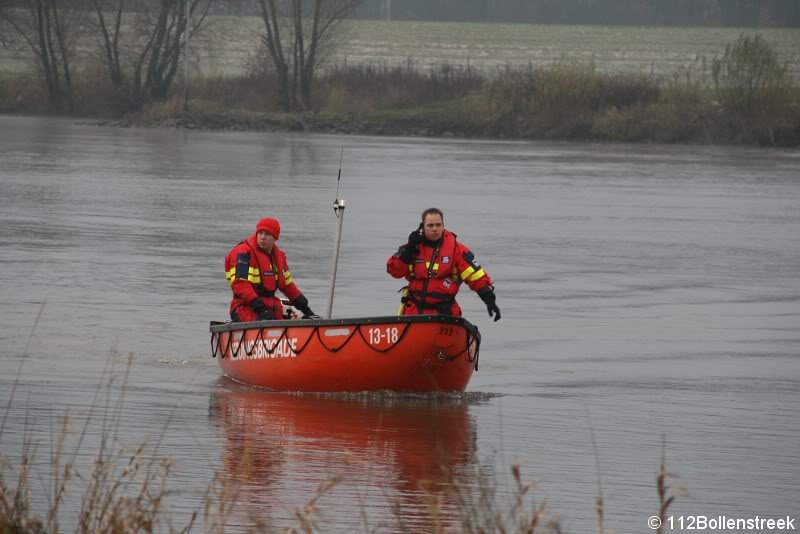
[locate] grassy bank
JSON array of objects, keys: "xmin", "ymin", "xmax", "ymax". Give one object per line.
[{"xmin": 2, "ymin": 38, "xmax": 798, "ymax": 147}]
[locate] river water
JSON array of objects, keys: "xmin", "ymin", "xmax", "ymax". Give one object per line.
[{"xmin": 1, "ymin": 115, "xmax": 798, "ymax": 532}]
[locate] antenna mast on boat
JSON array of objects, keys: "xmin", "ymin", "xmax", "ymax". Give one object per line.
[{"xmin": 326, "ymin": 147, "xmax": 346, "ymax": 319}]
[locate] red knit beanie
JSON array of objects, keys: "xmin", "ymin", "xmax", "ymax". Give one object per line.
[{"xmin": 256, "ymin": 217, "xmax": 280, "ymax": 240}]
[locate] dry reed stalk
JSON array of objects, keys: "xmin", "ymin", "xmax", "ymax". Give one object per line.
[
  {"xmin": 0, "ymin": 340, "xmax": 192, "ymax": 533},
  {"xmin": 0, "ymin": 302, "xmax": 47, "ymax": 532},
  {"xmin": 1, "ymin": 438, "xmax": 42, "ymax": 533},
  {"xmin": 290, "ymin": 475, "xmax": 342, "ymax": 534},
  {"xmin": 655, "ymin": 440, "xmax": 682, "ymax": 534},
  {"xmin": 193, "ymin": 470, "xmax": 242, "ymax": 534},
  {"xmin": 585, "ymin": 407, "xmax": 604, "ymax": 534},
  {"xmin": 595, "ymin": 495, "xmax": 604, "ymax": 534},
  {"xmin": 77, "ymin": 444, "xmax": 172, "ymax": 532},
  {"xmin": 412, "ymin": 463, "xmax": 560, "ymax": 534},
  {"xmin": 46, "ymin": 415, "xmax": 74, "ymax": 533},
  {"xmin": 0, "ymin": 302, "xmax": 45, "ymax": 438}
]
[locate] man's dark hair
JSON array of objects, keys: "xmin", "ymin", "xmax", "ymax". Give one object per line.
[{"xmin": 421, "ymin": 207, "xmax": 444, "ymax": 224}]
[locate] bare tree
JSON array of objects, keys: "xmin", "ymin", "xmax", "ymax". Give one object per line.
[
  {"xmin": 257, "ymin": 0, "xmax": 362, "ymax": 111},
  {"xmin": 90, "ymin": 0, "xmax": 125, "ymax": 89},
  {"xmin": 0, "ymin": 0, "xmax": 82, "ymax": 112},
  {"xmin": 90, "ymin": 0, "xmax": 216, "ymax": 110}
]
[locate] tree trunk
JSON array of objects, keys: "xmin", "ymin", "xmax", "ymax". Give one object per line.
[
  {"xmin": 258, "ymin": 0, "xmax": 292, "ymax": 111},
  {"xmin": 92, "ymin": 0, "xmax": 126, "ymax": 89},
  {"xmin": 48, "ymin": 0, "xmax": 73, "ymax": 112},
  {"xmin": 299, "ymin": 0, "xmax": 322, "ymax": 109}
]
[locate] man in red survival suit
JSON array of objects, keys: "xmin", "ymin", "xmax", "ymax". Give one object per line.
[
  {"xmin": 225, "ymin": 217, "xmax": 316, "ymax": 322},
  {"xmin": 387, "ymin": 207, "xmax": 501, "ymax": 321}
]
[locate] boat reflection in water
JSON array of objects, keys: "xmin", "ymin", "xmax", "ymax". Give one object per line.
[{"xmin": 208, "ymin": 381, "xmax": 485, "ymax": 530}]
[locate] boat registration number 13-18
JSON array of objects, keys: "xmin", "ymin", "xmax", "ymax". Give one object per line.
[{"xmin": 367, "ymin": 327, "xmax": 399, "ymax": 345}]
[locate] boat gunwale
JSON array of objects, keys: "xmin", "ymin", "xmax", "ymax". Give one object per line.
[{"xmin": 210, "ymin": 314, "xmax": 480, "ymax": 340}]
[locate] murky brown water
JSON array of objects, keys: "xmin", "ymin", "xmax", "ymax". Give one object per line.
[{"xmin": 1, "ymin": 115, "xmax": 798, "ymax": 532}]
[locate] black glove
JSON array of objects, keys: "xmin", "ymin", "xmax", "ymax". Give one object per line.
[
  {"xmin": 407, "ymin": 227, "xmax": 424, "ymax": 248},
  {"xmin": 478, "ymin": 287, "xmax": 501, "ymax": 322},
  {"xmin": 250, "ymin": 299, "xmax": 274, "ymax": 320},
  {"xmin": 398, "ymin": 228, "xmax": 424, "ymax": 263},
  {"xmin": 292, "ymin": 294, "xmax": 316, "ymax": 319}
]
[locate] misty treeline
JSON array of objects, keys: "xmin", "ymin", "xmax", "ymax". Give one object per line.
[{"xmin": 0, "ymin": 0, "xmax": 362, "ymax": 113}]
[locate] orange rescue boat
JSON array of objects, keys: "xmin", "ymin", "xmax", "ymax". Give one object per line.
[{"xmin": 209, "ymin": 314, "xmax": 480, "ymax": 392}]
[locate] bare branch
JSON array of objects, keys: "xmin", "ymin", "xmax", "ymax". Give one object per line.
[{"xmin": 256, "ymin": 0, "xmax": 362, "ymax": 111}]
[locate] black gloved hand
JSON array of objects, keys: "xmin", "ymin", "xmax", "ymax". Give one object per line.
[
  {"xmin": 398, "ymin": 227, "xmax": 424, "ymax": 263},
  {"xmin": 407, "ymin": 227, "xmax": 424, "ymax": 248},
  {"xmin": 478, "ymin": 287, "xmax": 501, "ymax": 322},
  {"xmin": 292, "ymin": 294, "xmax": 316, "ymax": 319},
  {"xmin": 250, "ymin": 299, "xmax": 274, "ymax": 321}
]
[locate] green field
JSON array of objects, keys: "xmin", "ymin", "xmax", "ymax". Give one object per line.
[
  {"xmin": 2, "ymin": 17, "xmax": 799, "ymax": 79},
  {"xmin": 339, "ymin": 20, "xmax": 800, "ymax": 77}
]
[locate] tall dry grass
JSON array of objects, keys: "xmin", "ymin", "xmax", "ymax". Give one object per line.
[
  {"xmin": 317, "ymin": 62, "xmax": 484, "ymax": 113},
  {"xmin": 0, "ymin": 309, "xmax": 684, "ymax": 533},
  {"xmin": 2, "ymin": 394, "xmax": 686, "ymax": 533},
  {"xmin": 0, "ymin": 350, "xmax": 176, "ymax": 533},
  {"xmin": 0, "ymin": 328, "xmax": 355, "ymax": 533},
  {"xmin": 411, "ymin": 463, "xmax": 561, "ymax": 534}
]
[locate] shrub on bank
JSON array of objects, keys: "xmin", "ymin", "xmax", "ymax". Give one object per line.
[
  {"xmin": 190, "ymin": 72, "xmax": 281, "ymax": 112},
  {"xmin": 317, "ymin": 62, "xmax": 484, "ymax": 113},
  {"xmin": 469, "ymin": 63, "xmax": 662, "ymax": 139},
  {"xmin": 712, "ymin": 34, "xmax": 792, "ymax": 117},
  {"xmin": 592, "ymin": 70, "xmax": 712, "ymax": 143},
  {"xmin": 711, "ymin": 33, "xmax": 798, "ymax": 144},
  {"xmin": 0, "ymin": 75, "xmax": 46, "ymax": 113}
]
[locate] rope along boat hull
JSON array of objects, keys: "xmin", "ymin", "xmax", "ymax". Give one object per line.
[{"xmin": 209, "ymin": 315, "xmax": 481, "ymax": 392}]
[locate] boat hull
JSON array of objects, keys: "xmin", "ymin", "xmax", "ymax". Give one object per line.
[{"xmin": 209, "ymin": 315, "xmax": 480, "ymax": 392}]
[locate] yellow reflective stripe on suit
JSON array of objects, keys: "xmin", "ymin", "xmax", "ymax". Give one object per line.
[
  {"xmin": 225, "ymin": 267, "xmax": 261, "ymax": 285},
  {"xmin": 227, "ymin": 266, "xmax": 261, "ymax": 285},
  {"xmin": 467, "ymin": 268, "xmax": 486, "ymax": 282},
  {"xmin": 460, "ymin": 266, "xmax": 486, "ymax": 282},
  {"xmin": 227, "ymin": 265, "xmax": 283, "ymax": 286},
  {"xmin": 246, "ymin": 266, "xmax": 261, "ymax": 284}
]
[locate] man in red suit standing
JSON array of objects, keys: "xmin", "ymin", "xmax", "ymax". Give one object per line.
[{"xmin": 387, "ymin": 208, "xmax": 500, "ymax": 321}]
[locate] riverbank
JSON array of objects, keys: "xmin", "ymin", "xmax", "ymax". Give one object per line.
[
  {"xmin": 82, "ymin": 106, "xmax": 474, "ymax": 138},
  {"xmin": 83, "ymin": 96, "xmax": 800, "ymax": 147},
  {"xmin": 4, "ymin": 43, "xmax": 800, "ymax": 147}
]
